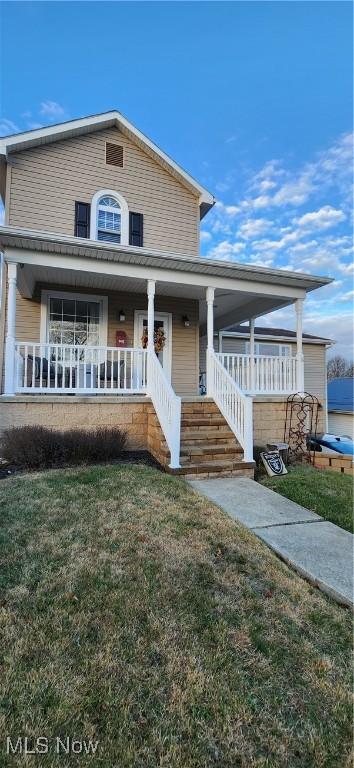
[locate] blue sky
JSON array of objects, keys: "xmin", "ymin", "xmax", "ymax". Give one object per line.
[{"xmin": 0, "ymin": 1, "xmax": 353, "ymax": 355}]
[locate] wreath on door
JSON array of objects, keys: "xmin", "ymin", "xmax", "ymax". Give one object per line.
[{"xmin": 141, "ymin": 327, "xmax": 166, "ymax": 354}]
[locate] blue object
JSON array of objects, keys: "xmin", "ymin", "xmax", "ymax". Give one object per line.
[
  {"xmin": 328, "ymin": 377, "xmax": 354, "ymax": 413},
  {"xmin": 310, "ymin": 434, "xmax": 354, "ymax": 456}
]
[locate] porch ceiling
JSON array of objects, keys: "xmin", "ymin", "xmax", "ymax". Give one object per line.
[{"xmin": 17, "ymin": 263, "xmax": 294, "ymax": 330}]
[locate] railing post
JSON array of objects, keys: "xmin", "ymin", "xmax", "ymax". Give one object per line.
[
  {"xmin": 4, "ymin": 262, "xmax": 17, "ymax": 395},
  {"xmin": 295, "ymin": 298, "xmax": 305, "ymax": 394},
  {"xmin": 243, "ymin": 395, "xmax": 254, "ymax": 462},
  {"xmin": 147, "ymin": 279, "xmax": 155, "ymax": 353},
  {"xmin": 206, "ymin": 286, "xmax": 215, "ymax": 396}
]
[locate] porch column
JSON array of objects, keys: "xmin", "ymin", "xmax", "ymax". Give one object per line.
[
  {"xmin": 147, "ymin": 279, "xmax": 155, "ymax": 352},
  {"xmin": 206, "ymin": 286, "xmax": 215, "ymax": 396},
  {"xmin": 295, "ymin": 298, "xmax": 305, "ymax": 394},
  {"xmin": 4, "ymin": 262, "xmax": 17, "ymax": 395},
  {"xmin": 249, "ymin": 318, "xmax": 255, "ymax": 393}
]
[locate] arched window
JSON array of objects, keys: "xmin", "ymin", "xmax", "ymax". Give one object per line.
[
  {"xmin": 97, "ymin": 196, "xmax": 121, "ymax": 243},
  {"xmin": 90, "ymin": 189, "xmax": 129, "ymax": 245}
]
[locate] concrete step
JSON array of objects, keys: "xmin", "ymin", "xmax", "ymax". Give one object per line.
[
  {"xmin": 178, "ymin": 430, "xmax": 236, "ymax": 444},
  {"xmin": 181, "ymin": 417, "xmax": 227, "ymax": 428},
  {"xmin": 170, "ymin": 459, "xmax": 255, "ymax": 476}
]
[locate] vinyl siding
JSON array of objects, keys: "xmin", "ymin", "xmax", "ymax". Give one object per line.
[
  {"xmin": 2, "ymin": 284, "xmax": 199, "ymax": 396},
  {"xmin": 199, "ymin": 334, "xmax": 327, "ymax": 403},
  {"xmin": 8, "ymin": 127, "xmax": 200, "ymax": 256},
  {"xmin": 328, "ymin": 412, "xmax": 354, "ymax": 440}
]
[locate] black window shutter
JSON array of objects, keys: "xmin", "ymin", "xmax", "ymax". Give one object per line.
[
  {"xmin": 75, "ymin": 202, "xmax": 91, "ymax": 238},
  {"xmin": 129, "ymin": 212, "xmax": 143, "ymax": 247}
]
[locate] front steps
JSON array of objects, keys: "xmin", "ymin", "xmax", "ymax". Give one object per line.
[{"xmin": 147, "ymin": 398, "xmax": 255, "ymax": 479}]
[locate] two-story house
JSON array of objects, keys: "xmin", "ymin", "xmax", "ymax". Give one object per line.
[{"xmin": 0, "ymin": 111, "xmax": 331, "ymax": 476}]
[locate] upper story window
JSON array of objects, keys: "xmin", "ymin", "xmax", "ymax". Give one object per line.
[
  {"xmin": 90, "ymin": 189, "xmax": 130, "ymax": 245},
  {"xmin": 97, "ymin": 196, "xmax": 121, "ymax": 243}
]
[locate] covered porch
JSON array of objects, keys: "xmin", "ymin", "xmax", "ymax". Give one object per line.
[{"xmin": 0, "ymin": 227, "xmax": 330, "ymax": 467}]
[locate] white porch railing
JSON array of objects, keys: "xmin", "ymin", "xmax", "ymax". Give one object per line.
[
  {"xmin": 147, "ymin": 349, "xmax": 181, "ymax": 469},
  {"xmin": 208, "ymin": 350, "xmax": 253, "ymax": 462},
  {"xmin": 216, "ymin": 353, "xmax": 297, "ymax": 394},
  {"xmin": 15, "ymin": 343, "xmax": 147, "ymax": 394}
]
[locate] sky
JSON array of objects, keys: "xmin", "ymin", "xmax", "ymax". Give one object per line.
[{"xmin": 0, "ymin": 1, "xmax": 353, "ymax": 356}]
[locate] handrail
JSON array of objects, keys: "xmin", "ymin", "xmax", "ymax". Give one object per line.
[
  {"xmin": 216, "ymin": 352, "xmax": 297, "ymax": 394},
  {"xmin": 208, "ymin": 350, "xmax": 253, "ymax": 462},
  {"xmin": 147, "ymin": 350, "xmax": 181, "ymax": 469}
]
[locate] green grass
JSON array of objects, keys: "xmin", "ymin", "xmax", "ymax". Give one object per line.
[
  {"xmin": 0, "ymin": 464, "xmax": 352, "ymax": 767},
  {"xmin": 260, "ymin": 464, "xmax": 353, "ymax": 533}
]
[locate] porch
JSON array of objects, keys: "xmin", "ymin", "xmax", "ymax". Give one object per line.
[{"xmin": 0, "ymin": 227, "xmax": 327, "ymax": 470}]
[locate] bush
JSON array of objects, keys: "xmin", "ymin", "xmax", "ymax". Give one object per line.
[{"xmin": 1, "ymin": 425, "xmax": 127, "ymax": 469}]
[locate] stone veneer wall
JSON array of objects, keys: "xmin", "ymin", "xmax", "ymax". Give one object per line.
[
  {"xmin": 253, "ymin": 397, "xmax": 325, "ymax": 447},
  {"xmin": 0, "ymin": 396, "xmax": 152, "ymax": 451}
]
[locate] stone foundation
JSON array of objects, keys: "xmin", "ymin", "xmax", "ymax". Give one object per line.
[
  {"xmin": 0, "ymin": 396, "xmax": 151, "ymax": 451},
  {"xmin": 253, "ymin": 396, "xmax": 325, "ymax": 447}
]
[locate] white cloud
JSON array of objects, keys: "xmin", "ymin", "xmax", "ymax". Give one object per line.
[
  {"xmin": 0, "ymin": 118, "xmax": 19, "ymax": 136},
  {"xmin": 206, "ymin": 240, "xmax": 246, "ymax": 261},
  {"xmin": 40, "ymin": 101, "xmax": 66, "ymax": 119},
  {"xmin": 295, "ymin": 205, "xmax": 346, "ymax": 231},
  {"xmin": 200, "ymin": 230, "xmax": 212, "ymax": 242},
  {"xmin": 238, "ymin": 218, "xmax": 271, "ymax": 239},
  {"xmin": 339, "ymin": 290, "xmax": 354, "ymax": 302}
]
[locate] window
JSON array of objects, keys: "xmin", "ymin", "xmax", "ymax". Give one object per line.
[
  {"xmin": 97, "ymin": 196, "xmax": 121, "ymax": 243},
  {"xmin": 48, "ymin": 297, "xmax": 100, "ymax": 346},
  {"xmin": 90, "ymin": 189, "xmax": 129, "ymax": 245},
  {"xmin": 246, "ymin": 341, "xmax": 292, "ymax": 356}
]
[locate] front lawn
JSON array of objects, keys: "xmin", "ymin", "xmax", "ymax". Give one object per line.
[
  {"xmin": 0, "ymin": 465, "xmax": 352, "ymax": 767},
  {"xmin": 261, "ymin": 463, "xmax": 353, "ymax": 533}
]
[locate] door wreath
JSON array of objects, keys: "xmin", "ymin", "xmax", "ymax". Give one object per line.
[{"xmin": 141, "ymin": 326, "xmax": 166, "ymax": 354}]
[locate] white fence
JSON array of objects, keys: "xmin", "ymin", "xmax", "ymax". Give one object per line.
[
  {"xmin": 15, "ymin": 343, "xmax": 147, "ymax": 394},
  {"xmin": 216, "ymin": 353, "xmax": 297, "ymax": 394},
  {"xmin": 147, "ymin": 349, "xmax": 181, "ymax": 469},
  {"xmin": 208, "ymin": 351, "xmax": 253, "ymax": 462}
]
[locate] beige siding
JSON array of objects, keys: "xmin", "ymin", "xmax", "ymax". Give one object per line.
[
  {"xmin": 2, "ymin": 284, "xmax": 199, "ymax": 396},
  {"xmin": 328, "ymin": 412, "xmax": 354, "ymax": 439},
  {"xmin": 199, "ymin": 335, "xmax": 327, "ymax": 404},
  {"xmin": 8, "ymin": 127, "xmax": 200, "ymax": 255}
]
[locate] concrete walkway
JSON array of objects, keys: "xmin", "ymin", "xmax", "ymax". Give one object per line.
[{"xmin": 188, "ymin": 477, "xmax": 353, "ymax": 608}]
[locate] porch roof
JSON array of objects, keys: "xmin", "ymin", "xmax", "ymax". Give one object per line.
[{"xmin": 0, "ymin": 226, "xmax": 332, "ymax": 331}]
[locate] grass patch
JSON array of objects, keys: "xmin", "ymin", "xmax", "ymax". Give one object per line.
[
  {"xmin": 0, "ymin": 464, "xmax": 352, "ymax": 767},
  {"xmin": 260, "ymin": 463, "xmax": 353, "ymax": 533}
]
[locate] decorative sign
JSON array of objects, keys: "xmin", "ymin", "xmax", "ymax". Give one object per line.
[
  {"xmin": 115, "ymin": 330, "xmax": 128, "ymax": 348},
  {"xmin": 261, "ymin": 450, "xmax": 288, "ymax": 477}
]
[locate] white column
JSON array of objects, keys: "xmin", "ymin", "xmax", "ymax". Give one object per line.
[
  {"xmin": 206, "ymin": 286, "xmax": 215, "ymax": 395},
  {"xmin": 147, "ymin": 279, "xmax": 155, "ymax": 352},
  {"xmin": 249, "ymin": 318, "xmax": 255, "ymax": 393},
  {"xmin": 4, "ymin": 262, "xmax": 17, "ymax": 395},
  {"xmin": 295, "ymin": 298, "xmax": 305, "ymax": 393}
]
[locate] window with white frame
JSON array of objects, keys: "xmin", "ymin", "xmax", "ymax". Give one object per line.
[
  {"xmin": 246, "ymin": 341, "xmax": 292, "ymax": 356},
  {"xmin": 97, "ymin": 195, "xmax": 121, "ymax": 243},
  {"xmin": 47, "ymin": 297, "xmax": 101, "ymax": 346}
]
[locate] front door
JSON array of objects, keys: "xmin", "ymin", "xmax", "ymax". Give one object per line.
[{"xmin": 134, "ymin": 311, "xmax": 172, "ymax": 381}]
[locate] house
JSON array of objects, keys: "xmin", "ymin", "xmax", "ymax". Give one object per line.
[
  {"xmin": 0, "ymin": 110, "xmax": 331, "ymax": 477},
  {"xmin": 327, "ymin": 378, "xmax": 354, "ymax": 439}
]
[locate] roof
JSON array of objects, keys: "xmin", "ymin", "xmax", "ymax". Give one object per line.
[
  {"xmin": 0, "ymin": 225, "xmax": 333, "ymax": 294},
  {"xmin": 221, "ymin": 325, "xmax": 333, "ymax": 344},
  {"xmin": 328, "ymin": 378, "xmax": 354, "ymax": 413},
  {"xmin": 0, "ymin": 110, "xmax": 215, "ymax": 219}
]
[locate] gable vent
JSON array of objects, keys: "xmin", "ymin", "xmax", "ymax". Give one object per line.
[{"xmin": 106, "ymin": 142, "xmax": 123, "ymax": 167}]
